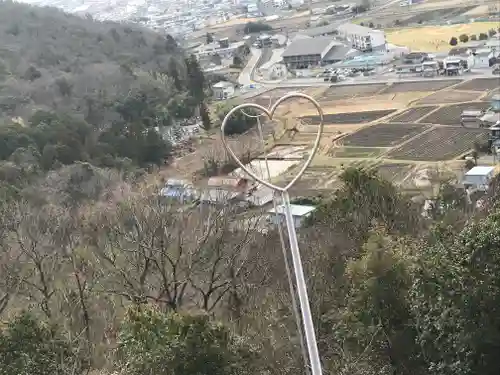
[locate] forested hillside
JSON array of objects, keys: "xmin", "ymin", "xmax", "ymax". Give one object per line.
[
  {"xmin": 0, "ymin": 1, "xmax": 205, "ymax": 191},
  {"xmin": 1, "ymin": 164, "xmax": 500, "ymax": 375}
]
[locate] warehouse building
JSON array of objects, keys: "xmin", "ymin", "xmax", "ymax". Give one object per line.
[
  {"xmin": 336, "ymin": 23, "xmax": 386, "ymax": 52},
  {"xmin": 282, "ymin": 36, "xmax": 349, "ymax": 69}
]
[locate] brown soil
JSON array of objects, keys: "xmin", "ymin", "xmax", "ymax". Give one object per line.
[
  {"xmin": 387, "ymin": 126, "xmax": 489, "ymax": 161},
  {"xmin": 341, "ymin": 123, "xmax": 431, "ymax": 147}
]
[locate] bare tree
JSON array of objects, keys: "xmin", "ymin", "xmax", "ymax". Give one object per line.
[{"xmin": 83, "ymin": 192, "xmax": 264, "ymax": 314}]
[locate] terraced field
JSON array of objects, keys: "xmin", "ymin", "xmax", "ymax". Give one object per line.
[
  {"xmin": 454, "ymin": 78, "xmax": 500, "ymax": 91},
  {"xmin": 301, "ymin": 109, "xmax": 396, "ymax": 125},
  {"xmin": 320, "ymin": 83, "xmax": 386, "ymax": 101},
  {"xmin": 342, "ymin": 123, "xmax": 430, "ymax": 147},
  {"xmin": 328, "ymin": 147, "xmax": 388, "ymax": 158},
  {"xmin": 422, "ymin": 102, "xmax": 491, "ymax": 125},
  {"xmin": 380, "ymin": 80, "xmax": 461, "ymax": 94},
  {"xmin": 388, "ymin": 106, "xmax": 438, "ymax": 123},
  {"xmin": 387, "ymin": 126, "xmax": 489, "ymax": 161},
  {"xmin": 251, "ymin": 87, "xmax": 312, "ymax": 106},
  {"xmin": 417, "ymin": 90, "xmax": 481, "ymax": 105}
]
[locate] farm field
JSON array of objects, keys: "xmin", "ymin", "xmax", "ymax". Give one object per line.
[
  {"xmin": 453, "ymin": 78, "xmax": 500, "ymax": 92},
  {"xmin": 342, "ymin": 123, "xmax": 431, "ymax": 147},
  {"xmin": 387, "ymin": 126, "xmax": 489, "ymax": 161},
  {"xmin": 388, "ymin": 106, "xmax": 438, "ymax": 123},
  {"xmin": 328, "ymin": 147, "xmax": 388, "ymax": 158},
  {"xmin": 422, "ymin": 102, "xmax": 491, "ymax": 125},
  {"xmin": 250, "ymin": 87, "xmax": 312, "ymax": 106},
  {"xmin": 400, "ymin": 6, "xmax": 476, "ymax": 25},
  {"xmin": 380, "ymin": 80, "xmax": 461, "ymax": 94},
  {"xmin": 416, "ymin": 90, "xmax": 482, "ymax": 105},
  {"xmin": 386, "ymin": 22, "xmax": 500, "ymax": 52},
  {"xmin": 320, "ymin": 83, "xmax": 386, "ymax": 101},
  {"xmin": 301, "ymin": 109, "xmax": 396, "ymax": 125},
  {"xmin": 276, "ymin": 132, "xmax": 324, "ymax": 145}
]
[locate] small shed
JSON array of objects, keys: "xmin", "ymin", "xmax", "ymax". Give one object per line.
[
  {"xmin": 212, "ymin": 81, "xmax": 235, "ymax": 100},
  {"xmin": 267, "ymin": 204, "xmax": 316, "ymax": 228},
  {"xmin": 464, "ymin": 166, "xmax": 496, "ymax": 192}
]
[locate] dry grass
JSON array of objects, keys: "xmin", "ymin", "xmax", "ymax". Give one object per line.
[
  {"xmin": 386, "ymin": 22, "xmax": 500, "ymax": 52},
  {"xmin": 208, "ymin": 17, "xmax": 258, "ymax": 29}
]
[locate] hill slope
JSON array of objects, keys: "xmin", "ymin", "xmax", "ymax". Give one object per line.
[
  {"xmin": 0, "ymin": 2, "xmax": 206, "ymax": 177},
  {"xmin": 0, "ymin": 1, "xmax": 191, "ymax": 123}
]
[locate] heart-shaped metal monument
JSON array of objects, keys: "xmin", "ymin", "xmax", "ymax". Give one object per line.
[{"xmin": 220, "ymin": 92, "xmax": 324, "ymax": 192}]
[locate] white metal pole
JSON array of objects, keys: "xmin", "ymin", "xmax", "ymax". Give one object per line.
[{"xmin": 281, "ymin": 191, "xmax": 323, "ymax": 375}]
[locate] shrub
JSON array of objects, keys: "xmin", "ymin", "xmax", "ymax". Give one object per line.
[
  {"xmin": 216, "ymin": 102, "xmax": 258, "ymax": 136},
  {"xmin": 243, "ymin": 22, "xmax": 272, "ymax": 34},
  {"xmin": 489, "ymin": 28, "xmax": 497, "ymax": 37},
  {"xmin": 449, "ymin": 37, "xmax": 458, "ymax": 46},
  {"xmin": 0, "ymin": 313, "xmax": 86, "ymax": 375},
  {"xmin": 118, "ymin": 307, "xmax": 258, "ymax": 375},
  {"xmin": 470, "ymin": 34, "xmax": 477, "ymax": 41},
  {"xmin": 479, "ymin": 33, "xmax": 488, "ymax": 40},
  {"xmin": 459, "ymin": 33, "xmax": 469, "ymax": 43}
]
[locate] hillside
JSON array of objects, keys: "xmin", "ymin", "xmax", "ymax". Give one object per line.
[
  {"xmin": 0, "ymin": 1, "xmax": 207, "ymax": 190},
  {"xmin": 0, "ymin": 1, "xmax": 188, "ymax": 120}
]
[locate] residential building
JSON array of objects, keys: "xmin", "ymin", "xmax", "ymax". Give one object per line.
[
  {"xmin": 336, "ymin": 23, "xmax": 386, "ymax": 52},
  {"xmin": 463, "ymin": 166, "xmax": 496, "ymax": 192},
  {"xmin": 474, "ymin": 48, "xmax": 494, "ymax": 69},
  {"xmin": 267, "ymin": 204, "xmax": 316, "ymax": 228},
  {"xmin": 200, "ymin": 176, "xmax": 252, "ymax": 205},
  {"xmin": 255, "ymin": 34, "xmax": 273, "ymax": 48},
  {"xmin": 195, "ymin": 41, "xmax": 245, "ymax": 60},
  {"xmin": 282, "ymin": 36, "xmax": 347, "ymax": 69},
  {"xmin": 213, "ymin": 81, "xmax": 235, "ymax": 100}
]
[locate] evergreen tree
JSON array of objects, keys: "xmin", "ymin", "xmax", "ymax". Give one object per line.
[{"xmin": 200, "ymin": 102, "xmax": 212, "ymax": 131}]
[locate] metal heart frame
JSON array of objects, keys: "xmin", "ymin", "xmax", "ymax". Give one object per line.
[{"xmin": 220, "ymin": 92, "xmax": 324, "ymax": 191}]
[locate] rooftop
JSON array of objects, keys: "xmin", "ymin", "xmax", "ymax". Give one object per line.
[
  {"xmin": 337, "ymin": 23, "xmax": 381, "ymax": 37},
  {"xmin": 213, "ymin": 81, "xmax": 235, "ymax": 89},
  {"xmin": 268, "ymin": 204, "xmax": 316, "ymax": 217},
  {"xmin": 465, "ymin": 166, "xmax": 495, "ymax": 176},
  {"xmin": 299, "ymin": 22, "xmax": 339, "ymax": 37},
  {"xmin": 322, "ymin": 44, "xmax": 351, "ymax": 62},
  {"xmin": 449, "ymin": 47, "xmax": 469, "ymax": 56},
  {"xmin": 282, "ymin": 36, "xmax": 339, "ymax": 58},
  {"xmin": 207, "ymin": 176, "xmax": 249, "ymax": 188},
  {"xmin": 475, "ymin": 48, "xmax": 492, "ymax": 56}
]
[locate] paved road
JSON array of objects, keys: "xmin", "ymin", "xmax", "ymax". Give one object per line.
[{"xmin": 238, "ymin": 48, "xmax": 262, "ymax": 86}]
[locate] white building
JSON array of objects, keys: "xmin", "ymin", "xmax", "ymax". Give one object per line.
[
  {"xmin": 212, "ymin": 81, "xmax": 235, "ymax": 100},
  {"xmin": 464, "ymin": 166, "xmax": 496, "ymax": 192},
  {"xmin": 474, "ymin": 48, "xmax": 494, "ymax": 69},
  {"xmin": 267, "ymin": 204, "xmax": 316, "ymax": 228},
  {"xmin": 337, "ymin": 23, "xmax": 386, "ymax": 52}
]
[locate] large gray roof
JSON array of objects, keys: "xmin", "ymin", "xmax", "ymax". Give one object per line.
[
  {"xmin": 283, "ymin": 36, "xmax": 338, "ymax": 58},
  {"xmin": 299, "ymin": 22, "xmax": 340, "ymax": 37},
  {"xmin": 322, "ymin": 45, "xmax": 351, "ymax": 61},
  {"xmin": 337, "ymin": 23, "xmax": 373, "ymax": 36}
]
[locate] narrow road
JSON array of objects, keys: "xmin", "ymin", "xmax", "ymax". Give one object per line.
[{"xmin": 238, "ymin": 48, "xmax": 262, "ymax": 86}]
